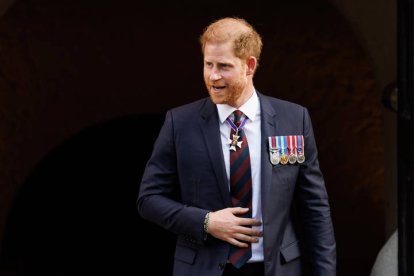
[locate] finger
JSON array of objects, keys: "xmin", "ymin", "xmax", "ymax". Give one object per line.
[
  {"xmin": 231, "ymin": 207, "xmax": 249, "ymax": 215},
  {"xmin": 234, "ymin": 232, "xmax": 260, "ymax": 243},
  {"xmin": 237, "ymin": 227, "xmax": 263, "ymax": 238},
  {"xmin": 229, "ymin": 238, "xmax": 250, "ymax": 248},
  {"xmin": 238, "ymin": 217, "xmax": 262, "ymax": 226}
]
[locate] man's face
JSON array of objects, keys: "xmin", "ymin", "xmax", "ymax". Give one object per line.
[{"xmin": 203, "ymin": 41, "xmax": 249, "ymax": 107}]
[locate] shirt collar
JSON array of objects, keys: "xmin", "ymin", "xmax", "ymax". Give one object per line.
[{"xmin": 216, "ymin": 90, "xmax": 259, "ymax": 123}]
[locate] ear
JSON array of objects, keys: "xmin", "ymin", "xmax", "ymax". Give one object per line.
[{"xmin": 246, "ymin": 56, "xmax": 257, "ymax": 76}]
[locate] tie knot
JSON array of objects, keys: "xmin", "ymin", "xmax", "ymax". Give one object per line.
[{"xmin": 233, "ymin": 110, "xmax": 244, "ymax": 126}]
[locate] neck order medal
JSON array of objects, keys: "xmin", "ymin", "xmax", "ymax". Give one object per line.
[
  {"xmin": 229, "ymin": 133, "xmax": 242, "ymax": 151},
  {"xmin": 226, "ymin": 112, "xmax": 248, "ymax": 152}
]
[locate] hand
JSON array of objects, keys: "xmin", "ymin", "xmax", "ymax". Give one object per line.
[{"xmin": 207, "ymin": 207, "xmax": 262, "ymax": 248}]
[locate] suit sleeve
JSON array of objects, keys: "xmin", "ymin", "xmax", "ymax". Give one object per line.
[
  {"xmin": 297, "ymin": 107, "xmax": 337, "ymax": 275},
  {"xmin": 136, "ymin": 110, "xmax": 208, "ymax": 244}
]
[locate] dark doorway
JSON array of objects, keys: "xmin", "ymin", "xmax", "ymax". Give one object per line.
[{"xmin": 0, "ymin": 114, "xmax": 176, "ymax": 275}]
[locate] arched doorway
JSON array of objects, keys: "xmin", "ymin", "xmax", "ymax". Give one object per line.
[{"xmin": 1, "ymin": 114, "xmax": 176, "ymax": 274}]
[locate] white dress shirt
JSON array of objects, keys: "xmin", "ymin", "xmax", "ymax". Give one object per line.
[{"xmin": 216, "ymin": 90, "xmax": 263, "ymax": 262}]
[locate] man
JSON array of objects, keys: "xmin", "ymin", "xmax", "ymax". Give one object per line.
[{"xmin": 137, "ymin": 17, "xmax": 336, "ymax": 276}]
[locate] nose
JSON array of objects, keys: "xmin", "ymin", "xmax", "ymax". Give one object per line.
[{"xmin": 209, "ymin": 72, "xmax": 221, "ymax": 81}]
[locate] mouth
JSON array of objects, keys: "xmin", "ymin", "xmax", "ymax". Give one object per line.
[{"xmin": 211, "ymin": 85, "xmax": 226, "ymax": 92}]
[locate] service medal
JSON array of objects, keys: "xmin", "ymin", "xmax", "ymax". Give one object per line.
[
  {"xmin": 296, "ymin": 135, "xmax": 305, "ymax": 163},
  {"xmin": 280, "ymin": 136, "xmax": 289, "ymax": 165},
  {"xmin": 297, "ymin": 154, "xmax": 305, "ymax": 163},
  {"xmin": 287, "ymin": 135, "xmax": 297, "ymax": 164},
  {"xmin": 271, "ymin": 152, "xmax": 280, "ymax": 165},
  {"xmin": 268, "ymin": 136, "xmax": 281, "ymax": 165},
  {"xmin": 288, "ymin": 154, "xmax": 297, "ymax": 164},
  {"xmin": 280, "ymin": 154, "xmax": 288, "ymax": 165}
]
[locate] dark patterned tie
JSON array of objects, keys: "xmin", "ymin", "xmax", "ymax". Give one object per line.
[{"xmin": 228, "ymin": 110, "xmax": 252, "ymax": 268}]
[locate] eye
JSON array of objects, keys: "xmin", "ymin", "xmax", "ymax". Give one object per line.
[
  {"xmin": 219, "ymin": 63, "xmax": 231, "ymax": 69},
  {"xmin": 205, "ymin": 62, "xmax": 213, "ymax": 68}
]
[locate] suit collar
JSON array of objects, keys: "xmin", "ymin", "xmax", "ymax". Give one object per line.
[{"xmin": 257, "ymin": 91, "xmax": 277, "ymax": 119}]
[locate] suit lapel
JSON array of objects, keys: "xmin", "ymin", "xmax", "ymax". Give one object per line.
[
  {"xmin": 258, "ymin": 93, "xmax": 278, "ymax": 211},
  {"xmin": 199, "ymin": 99, "xmax": 230, "ymax": 206}
]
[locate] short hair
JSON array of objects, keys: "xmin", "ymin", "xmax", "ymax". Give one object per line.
[{"xmin": 199, "ymin": 17, "xmax": 263, "ymax": 63}]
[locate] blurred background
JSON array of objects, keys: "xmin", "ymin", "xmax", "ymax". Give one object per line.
[{"xmin": 0, "ymin": 0, "xmax": 396, "ymax": 275}]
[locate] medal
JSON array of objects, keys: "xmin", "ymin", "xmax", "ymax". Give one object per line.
[
  {"xmin": 269, "ymin": 135, "xmax": 304, "ymax": 165},
  {"xmin": 226, "ymin": 113, "xmax": 248, "ymax": 152},
  {"xmin": 280, "ymin": 136, "xmax": 288, "ymax": 165},
  {"xmin": 280, "ymin": 154, "xmax": 288, "ymax": 165},
  {"xmin": 229, "ymin": 133, "xmax": 242, "ymax": 151},
  {"xmin": 288, "ymin": 154, "xmax": 297, "ymax": 164},
  {"xmin": 271, "ymin": 152, "xmax": 280, "ymax": 164},
  {"xmin": 297, "ymin": 135, "xmax": 305, "ymax": 163},
  {"xmin": 268, "ymin": 136, "xmax": 280, "ymax": 165},
  {"xmin": 297, "ymin": 154, "xmax": 305, "ymax": 163},
  {"xmin": 287, "ymin": 135, "xmax": 297, "ymax": 164}
]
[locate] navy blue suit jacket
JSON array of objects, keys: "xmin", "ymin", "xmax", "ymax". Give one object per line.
[{"xmin": 137, "ymin": 92, "xmax": 336, "ymax": 276}]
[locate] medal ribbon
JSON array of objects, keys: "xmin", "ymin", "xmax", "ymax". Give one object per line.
[
  {"xmin": 293, "ymin": 135, "xmax": 298, "ymax": 155},
  {"xmin": 226, "ymin": 114, "xmax": 248, "ymax": 134},
  {"xmin": 297, "ymin": 135, "xmax": 304, "ymax": 154},
  {"xmin": 275, "ymin": 136, "xmax": 280, "ymax": 151},
  {"xmin": 269, "ymin": 136, "xmax": 278, "ymax": 151},
  {"xmin": 282, "ymin": 136, "xmax": 287, "ymax": 156},
  {"xmin": 288, "ymin": 135, "xmax": 293, "ymax": 156}
]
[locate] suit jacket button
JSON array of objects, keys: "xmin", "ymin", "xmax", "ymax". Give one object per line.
[{"xmin": 218, "ymin": 263, "xmax": 226, "ymax": 270}]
